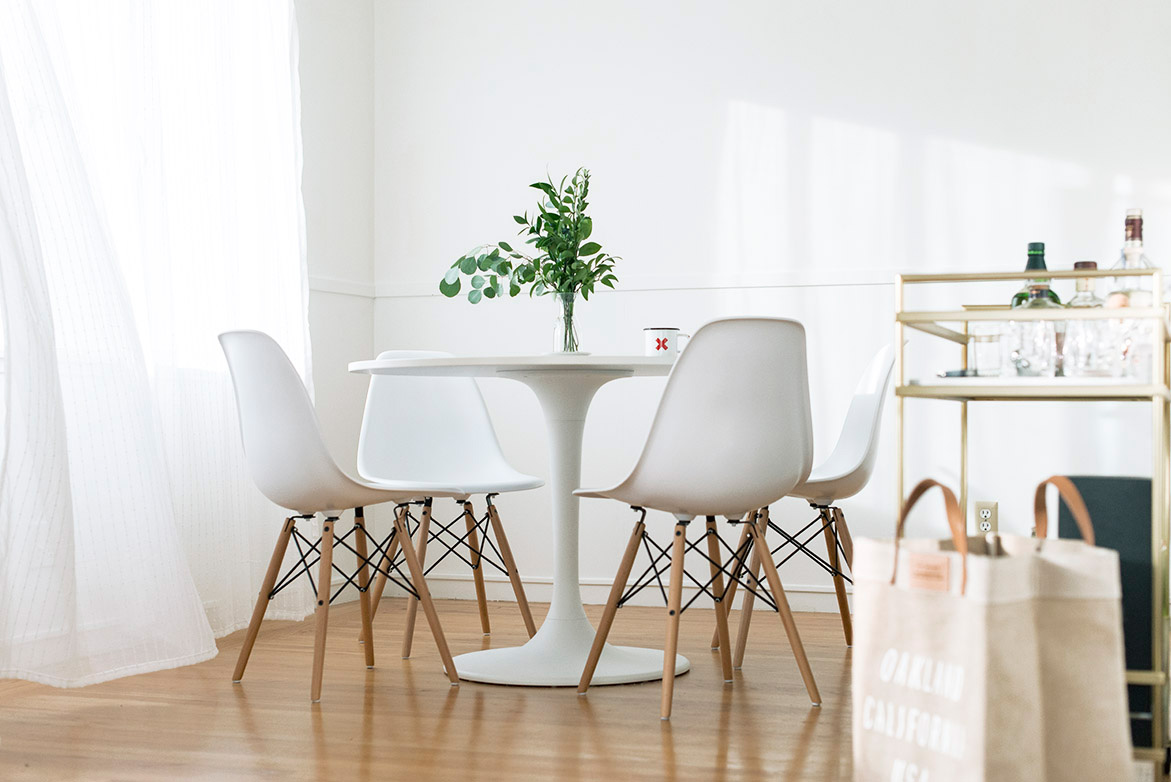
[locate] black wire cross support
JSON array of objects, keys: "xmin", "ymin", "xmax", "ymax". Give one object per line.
[
  {"xmin": 266, "ymin": 511, "xmax": 420, "ymax": 606},
  {"xmin": 418, "ymin": 497, "xmax": 511, "ymax": 579},
  {"xmin": 765, "ymin": 505, "xmax": 852, "ymax": 585},
  {"xmin": 617, "ymin": 518, "xmax": 779, "ymax": 616}
]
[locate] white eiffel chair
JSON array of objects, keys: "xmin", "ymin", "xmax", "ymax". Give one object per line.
[
  {"xmin": 219, "ymin": 331, "xmax": 464, "ymax": 701},
  {"xmin": 721, "ymin": 344, "xmax": 893, "ymax": 662},
  {"xmin": 356, "ymin": 350, "xmax": 543, "ymax": 657},
  {"xmin": 574, "ymin": 317, "xmax": 821, "ymax": 720}
]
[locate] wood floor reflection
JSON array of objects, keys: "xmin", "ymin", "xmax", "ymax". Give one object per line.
[{"xmin": 0, "ymin": 598, "xmax": 852, "ymax": 781}]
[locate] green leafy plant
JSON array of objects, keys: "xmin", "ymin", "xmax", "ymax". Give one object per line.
[{"xmin": 439, "ymin": 167, "xmax": 620, "ymax": 306}]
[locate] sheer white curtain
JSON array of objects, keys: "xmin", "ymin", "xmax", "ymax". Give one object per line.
[{"xmin": 0, "ymin": 0, "xmax": 314, "ymax": 686}]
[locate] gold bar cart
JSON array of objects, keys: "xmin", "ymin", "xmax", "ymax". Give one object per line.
[{"xmin": 894, "ymin": 267, "xmax": 1170, "ymax": 773}]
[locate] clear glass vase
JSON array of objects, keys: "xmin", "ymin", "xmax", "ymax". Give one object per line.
[{"xmin": 552, "ymin": 291, "xmax": 581, "ymax": 353}]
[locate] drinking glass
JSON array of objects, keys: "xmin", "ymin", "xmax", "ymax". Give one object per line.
[
  {"xmin": 1004, "ymin": 320, "xmax": 1058, "ymax": 377},
  {"xmin": 970, "ymin": 323, "xmax": 1001, "ymax": 377}
]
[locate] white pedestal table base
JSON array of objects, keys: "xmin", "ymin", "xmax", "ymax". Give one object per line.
[{"xmin": 452, "ymin": 615, "xmax": 690, "ymax": 686}]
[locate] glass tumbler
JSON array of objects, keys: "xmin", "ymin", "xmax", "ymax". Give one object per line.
[{"xmin": 970, "ymin": 323, "xmax": 1001, "ymax": 377}]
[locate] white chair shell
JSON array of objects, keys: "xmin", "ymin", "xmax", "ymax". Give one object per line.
[
  {"xmin": 357, "ymin": 349, "xmax": 542, "ymax": 496},
  {"xmin": 793, "ymin": 344, "xmax": 894, "ymax": 505},
  {"xmin": 219, "ymin": 331, "xmax": 466, "ymax": 513},
  {"xmin": 576, "ymin": 317, "xmax": 814, "ymax": 518}
]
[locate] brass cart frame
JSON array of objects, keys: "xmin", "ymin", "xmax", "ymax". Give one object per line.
[{"xmin": 894, "ymin": 267, "xmax": 1170, "ymax": 770}]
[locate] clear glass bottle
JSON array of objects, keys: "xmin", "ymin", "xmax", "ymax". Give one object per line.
[
  {"xmin": 1067, "ymin": 261, "xmax": 1105, "ymax": 309},
  {"xmin": 1107, "ymin": 209, "xmax": 1154, "ymax": 308},
  {"xmin": 1011, "ymin": 242, "xmax": 1061, "ymax": 307},
  {"xmin": 1063, "ymin": 261, "xmax": 1112, "ymax": 377},
  {"xmin": 1108, "ymin": 209, "xmax": 1156, "ymax": 379},
  {"xmin": 1006, "ymin": 284, "xmax": 1062, "ymax": 377}
]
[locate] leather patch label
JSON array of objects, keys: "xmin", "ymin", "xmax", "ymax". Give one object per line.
[{"xmin": 904, "ymin": 552, "xmax": 951, "ymax": 592}]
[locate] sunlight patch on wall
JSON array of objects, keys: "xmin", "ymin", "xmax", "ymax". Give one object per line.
[
  {"xmin": 714, "ymin": 100, "xmax": 787, "ymax": 282},
  {"xmin": 808, "ymin": 116, "xmax": 905, "ymax": 276}
]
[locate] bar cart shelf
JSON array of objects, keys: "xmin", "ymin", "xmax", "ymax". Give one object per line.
[{"xmin": 894, "ymin": 267, "xmax": 1170, "ymax": 770}]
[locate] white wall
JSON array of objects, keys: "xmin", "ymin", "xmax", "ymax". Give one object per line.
[
  {"xmin": 296, "ymin": 0, "xmax": 375, "ymax": 475},
  {"xmin": 307, "ymin": 0, "xmax": 1171, "ymax": 609}
]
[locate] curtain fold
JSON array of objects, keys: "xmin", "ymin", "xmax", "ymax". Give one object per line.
[{"xmin": 0, "ymin": 0, "xmax": 314, "ymax": 686}]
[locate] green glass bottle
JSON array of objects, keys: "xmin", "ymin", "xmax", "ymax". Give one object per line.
[{"xmin": 1011, "ymin": 242, "xmax": 1062, "ymax": 307}]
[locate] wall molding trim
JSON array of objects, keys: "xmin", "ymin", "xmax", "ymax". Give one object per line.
[
  {"xmin": 371, "ymin": 270, "xmax": 896, "ymax": 300},
  {"xmin": 309, "ymin": 271, "xmax": 896, "ymax": 301},
  {"xmin": 309, "ymin": 274, "xmax": 377, "ymax": 298}
]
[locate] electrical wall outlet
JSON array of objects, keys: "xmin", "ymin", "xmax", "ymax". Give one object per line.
[{"xmin": 974, "ymin": 501, "xmax": 998, "ymax": 534}]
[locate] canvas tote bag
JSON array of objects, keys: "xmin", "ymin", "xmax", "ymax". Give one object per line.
[
  {"xmin": 853, "ymin": 477, "xmax": 1131, "ymax": 782},
  {"xmin": 1023, "ymin": 475, "xmax": 1131, "ymax": 781}
]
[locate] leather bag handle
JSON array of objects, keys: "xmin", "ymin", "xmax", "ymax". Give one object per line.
[
  {"xmin": 1033, "ymin": 475, "xmax": 1095, "ymax": 545},
  {"xmin": 892, "ymin": 479, "xmax": 968, "ymax": 594}
]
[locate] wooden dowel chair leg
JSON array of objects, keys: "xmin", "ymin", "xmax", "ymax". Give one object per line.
[
  {"xmin": 733, "ymin": 507, "xmax": 768, "ymax": 669},
  {"xmin": 733, "ymin": 537, "xmax": 762, "ymax": 671},
  {"xmin": 486, "ymin": 499, "xmax": 537, "ymax": 638},
  {"xmin": 750, "ymin": 517, "xmax": 820, "ymax": 706},
  {"xmin": 401, "ymin": 499, "xmax": 433, "ymax": 659},
  {"xmin": 822, "ymin": 509, "xmax": 853, "ymax": 647},
  {"xmin": 833, "ymin": 506, "xmax": 854, "ymax": 570},
  {"xmin": 711, "ymin": 517, "xmax": 753, "ymax": 650},
  {"xmin": 310, "ymin": 517, "xmax": 336, "ymax": 702},
  {"xmin": 579, "ymin": 517, "xmax": 646, "ymax": 694},
  {"xmin": 661, "ymin": 520, "xmax": 689, "ymax": 720},
  {"xmin": 353, "ymin": 508, "xmax": 375, "ymax": 668},
  {"xmin": 464, "ymin": 500, "xmax": 491, "ymax": 636},
  {"xmin": 359, "ymin": 512, "xmax": 404, "ymax": 643},
  {"xmin": 233, "ymin": 516, "xmax": 296, "ymax": 683},
  {"xmin": 395, "ymin": 507, "xmax": 459, "ymax": 685},
  {"xmin": 705, "ymin": 517, "xmax": 734, "ymax": 683}
]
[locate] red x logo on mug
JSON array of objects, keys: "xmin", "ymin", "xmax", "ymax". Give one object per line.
[{"xmin": 644, "ymin": 327, "xmax": 689, "ymax": 357}]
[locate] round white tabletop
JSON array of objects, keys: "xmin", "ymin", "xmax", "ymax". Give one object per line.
[
  {"xmin": 348, "ymin": 354, "xmax": 677, "ymax": 378},
  {"xmin": 349, "ymin": 354, "xmax": 688, "ymax": 686}
]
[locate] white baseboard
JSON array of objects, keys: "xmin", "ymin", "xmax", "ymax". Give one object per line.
[{"xmin": 341, "ymin": 572, "xmax": 851, "ymax": 614}]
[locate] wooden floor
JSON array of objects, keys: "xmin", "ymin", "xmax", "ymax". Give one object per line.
[{"xmin": 0, "ymin": 598, "xmax": 853, "ymax": 781}]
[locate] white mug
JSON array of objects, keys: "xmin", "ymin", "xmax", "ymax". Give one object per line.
[{"xmin": 644, "ymin": 327, "xmax": 690, "ymax": 357}]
